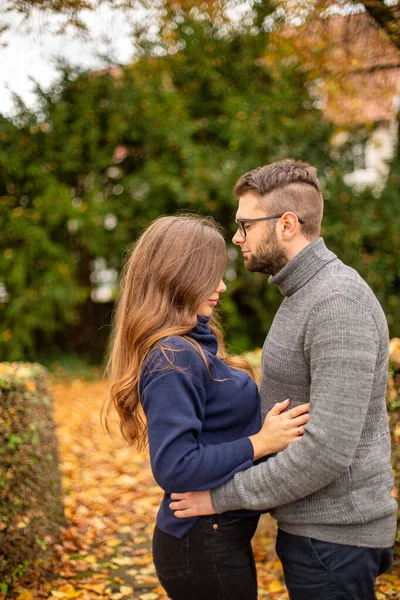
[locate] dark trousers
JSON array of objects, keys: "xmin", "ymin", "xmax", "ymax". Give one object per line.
[
  {"xmin": 276, "ymin": 528, "xmax": 393, "ymax": 600},
  {"xmin": 152, "ymin": 515, "xmax": 260, "ymax": 600}
]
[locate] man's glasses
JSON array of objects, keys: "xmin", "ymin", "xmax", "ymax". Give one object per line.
[{"xmin": 235, "ymin": 214, "xmax": 305, "ymax": 238}]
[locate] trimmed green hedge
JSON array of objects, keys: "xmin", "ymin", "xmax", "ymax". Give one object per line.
[{"xmin": 0, "ymin": 363, "xmax": 65, "ymax": 591}]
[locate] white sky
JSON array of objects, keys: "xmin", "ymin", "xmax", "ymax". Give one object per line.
[
  {"xmin": 0, "ymin": 6, "xmax": 137, "ymax": 117},
  {"xmin": 0, "ymin": 2, "xmax": 250, "ymax": 118}
]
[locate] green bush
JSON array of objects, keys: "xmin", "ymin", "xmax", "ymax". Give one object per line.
[
  {"xmin": 0, "ymin": 363, "xmax": 65, "ymax": 591},
  {"xmin": 0, "ymin": 4, "xmax": 335, "ymax": 361}
]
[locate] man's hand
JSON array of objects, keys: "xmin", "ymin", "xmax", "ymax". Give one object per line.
[{"xmin": 169, "ymin": 490, "xmax": 215, "ymax": 518}]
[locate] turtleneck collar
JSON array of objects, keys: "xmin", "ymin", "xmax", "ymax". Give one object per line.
[
  {"xmin": 189, "ymin": 316, "xmax": 218, "ymax": 355},
  {"xmin": 269, "ymin": 237, "xmax": 337, "ymax": 297}
]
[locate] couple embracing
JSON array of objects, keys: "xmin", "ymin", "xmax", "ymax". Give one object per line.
[{"xmin": 105, "ymin": 159, "xmax": 397, "ymax": 600}]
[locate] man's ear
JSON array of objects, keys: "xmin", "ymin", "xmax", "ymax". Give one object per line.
[{"xmin": 279, "ymin": 212, "xmax": 299, "ymax": 241}]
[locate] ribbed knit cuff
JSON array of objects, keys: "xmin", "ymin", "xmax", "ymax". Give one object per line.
[{"xmin": 211, "ymin": 478, "xmax": 243, "ymax": 514}]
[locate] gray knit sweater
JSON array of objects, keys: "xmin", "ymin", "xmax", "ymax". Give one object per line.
[{"xmin": 211, "ymin": 238, "xmax": 397, "ymax": 547}]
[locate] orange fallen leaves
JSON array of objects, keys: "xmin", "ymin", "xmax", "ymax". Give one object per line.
[
  {"xmin": 80, "ymin": 584, "xmax": 107, "ymax": 595},
  {"xmin": 266, "ymin": 581, "xmax": 285, "ymax": 594},
  {"xmin": 51, "ymin": 584, "xmax": 82, "ymax": 599},
  {"xmin": 16, "ymin": 592, "xmax": 33, "ymax": 600},
  {"xmin": 8, "ymin": 378, "xmax": 400, "ymax": 600}
]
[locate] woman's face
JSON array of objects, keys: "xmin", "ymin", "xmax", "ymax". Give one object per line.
[{"xmin": 197, "ymin": 279, "xmax": 227, "ymax": 317}]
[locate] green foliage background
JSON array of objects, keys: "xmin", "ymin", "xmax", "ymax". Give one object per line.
[{"xmin": 0, "ymin": 4, "xmax": 399, "ymax": 362}]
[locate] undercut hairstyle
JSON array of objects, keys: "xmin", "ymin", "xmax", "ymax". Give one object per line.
[{"xmin": 234, "ymin": 159, "xmax": 324, "ymax": 241}]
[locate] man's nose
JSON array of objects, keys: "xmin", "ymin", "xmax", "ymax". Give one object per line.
[{"xmin": 232, "ymin": 229, "xmax": 245, "ymax": 245}]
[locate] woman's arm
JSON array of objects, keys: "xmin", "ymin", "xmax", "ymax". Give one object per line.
[
  {"xmin": 141, "ymin": 344, "xmax": 309, "ymax": 494},
  {"xmin": 141, "ymin": 356, "xmax": 255, "ymax": 493}
]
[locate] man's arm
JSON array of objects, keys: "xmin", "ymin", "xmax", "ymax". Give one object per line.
[{"xmin": 171, "ymin": 293, "xmax": 381, "ymax": 515}]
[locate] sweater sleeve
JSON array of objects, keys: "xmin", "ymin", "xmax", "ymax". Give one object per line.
[
  {"xmin": 211, "ymin": 292, "xmax": 381, "ymax": 512},
  {"xmin": 140, "ymin": 341, "xmax": 254, "ymax": 494}
]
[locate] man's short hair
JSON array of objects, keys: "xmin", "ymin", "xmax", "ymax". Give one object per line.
[{"xmin": 234, "ymin": 159, "xmax": 324, "ymax": 241}]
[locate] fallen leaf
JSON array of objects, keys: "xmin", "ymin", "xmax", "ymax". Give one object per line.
[
  {"xmin": 126, "ymin": 568, "xmax": 138, "ymax": 576},
  {"xmin": 16, "ymin": 591, "xmax": 33, "ymax": 600},
  {"xmin": 51, "ymin": 584, "xmax": 82, "ymax": 600},
  {"xmin": 130, "ymin": 556, "xmax": 151, "ymax": 567},
  {"xmin": 106, "ymin": 538, "xmax": 121, "ymax": 548},
  {"xmin": 111, "ymin": 557, "xmax": 133, "ymax": 567},
  {"xmin": 266, "ymin": 580, "xmax": 285, "ymax": 593},
  {"xmin": 81, "ymin": 584, "xmax": 107, "ymax": 595}
]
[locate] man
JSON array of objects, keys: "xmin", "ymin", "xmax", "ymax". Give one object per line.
[{"xmin": 170, "ymin": 159, "xmax": 397, "ymax": 599}]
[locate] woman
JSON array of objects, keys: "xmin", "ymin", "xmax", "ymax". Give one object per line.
[{"xmin": 104, "ymin": 215, "xmax": 309, "ymax": 600}]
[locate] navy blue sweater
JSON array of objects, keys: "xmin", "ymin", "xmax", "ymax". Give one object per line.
[{"xmin": 140, "ymin": 316, "xmax": 262, "ymax": 538}]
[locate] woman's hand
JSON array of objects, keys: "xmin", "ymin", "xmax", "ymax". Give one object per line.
[{"xmin": 249, "ymin": 399, "xmax": 310, "ymax": 460}]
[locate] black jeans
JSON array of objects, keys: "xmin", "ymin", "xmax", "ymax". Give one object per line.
[
  {"xmin": 152, "ymin": 514, "xmax": 260, "ymax": 600},
  {"xmin": 276, "ymin": 528, "xmax": 394, "ymax": 600}
]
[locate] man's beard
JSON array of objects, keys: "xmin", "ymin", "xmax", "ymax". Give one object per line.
[{"xmin": 245, "ymin": 229, "xmax": 288, "ymax": 276}]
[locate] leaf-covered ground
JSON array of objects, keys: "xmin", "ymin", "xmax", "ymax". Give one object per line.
[{"xmin": 10, "ymin": 378, "xmax": 400, "ymax": 600}]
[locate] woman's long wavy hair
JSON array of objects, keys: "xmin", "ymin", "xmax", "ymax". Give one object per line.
[{"xmin": 103, "ymin": 214, "xmax": 256, "ymax": 449}]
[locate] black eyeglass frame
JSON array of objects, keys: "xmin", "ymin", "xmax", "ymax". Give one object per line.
[{"xmin": 235, "ymin": 213, "xmax": 305, "ymax": 237}]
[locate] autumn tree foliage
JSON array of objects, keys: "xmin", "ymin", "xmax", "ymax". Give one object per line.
[
  {"xmin": 265, "ymin": 1, "xmax": 400, "ymax": 125},
  {"xmin": 0, "ymin": 0, "xmax": 399, "ymax": 361}
]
